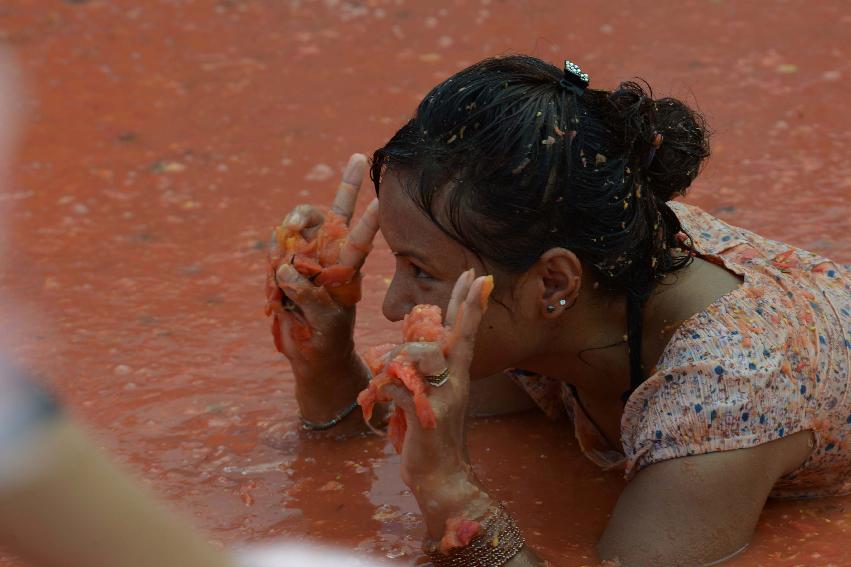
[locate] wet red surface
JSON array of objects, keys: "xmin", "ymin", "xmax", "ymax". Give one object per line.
[{"xmin": 0, "ymin": 0, "xmax": 849, "ymax": 565}]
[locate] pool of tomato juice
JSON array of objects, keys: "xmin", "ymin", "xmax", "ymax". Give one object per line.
[{"xmin": 0, "ymin": 0, "xmax": 848, "ymax": 565}]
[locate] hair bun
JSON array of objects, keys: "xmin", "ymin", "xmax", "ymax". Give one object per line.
[{"xmin": 607, "ymin": 82, "xmax": 711, "ymax": 202}]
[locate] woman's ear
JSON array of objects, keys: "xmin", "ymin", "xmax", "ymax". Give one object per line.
[{"xmin": 531, "ymin": 248, "xmax": 582, "ymax": 318}]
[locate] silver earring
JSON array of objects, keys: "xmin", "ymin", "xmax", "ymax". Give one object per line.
[
  {"xmin": 546, "ymin": 305, "xmax": 556, "ymax": 313},
  {"xmin": 559, "ymin": 299, "xmax": 567, "ymax": 307}
]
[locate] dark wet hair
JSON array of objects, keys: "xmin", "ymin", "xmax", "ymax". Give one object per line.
[{"xmin": 371, "ymin": 54, "xmax": 710, "ymax": 394}]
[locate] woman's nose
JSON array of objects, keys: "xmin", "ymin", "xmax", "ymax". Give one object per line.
[{"xmin": 382, "ymin": 275, "xmax": 412, "ymax": 322}]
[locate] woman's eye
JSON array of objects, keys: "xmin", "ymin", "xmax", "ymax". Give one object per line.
[{"xmin": 411, "ymin": 264, "xmax": 433, "ymax": 280}]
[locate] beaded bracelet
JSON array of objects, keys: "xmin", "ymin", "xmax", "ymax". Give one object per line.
[
  {"xmin": 423, "ymin": 504, "xmax": 526, "ymax": 567},
  {"xmin": 298, "ymin": 399, "xmax": 359, "ymax": 431}
]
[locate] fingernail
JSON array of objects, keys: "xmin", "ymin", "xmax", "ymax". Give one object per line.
[
  {"xmin": 343, "ymin": 154, "xmax": 358, "ymax": 173},
  {"xmin": 277, "ymin": 263, "xmax": 294, "ymax": 282},
  {"xmin": 287, "ymin": 212, "xmax": 303, "ymax": 227}
]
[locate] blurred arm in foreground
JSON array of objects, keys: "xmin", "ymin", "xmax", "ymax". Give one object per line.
[
  {"xmin": 0, "ymin": 370, "xmax": 393, "ymax": 567},
  {"xmin": 0, "ymin": 368, "xmax": 234, "ymax": 567}
]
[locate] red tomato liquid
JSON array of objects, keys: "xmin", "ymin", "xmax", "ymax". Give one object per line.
[{"xmin": 0, "ymin": 1, "xmax": 847, "ymax": 565}]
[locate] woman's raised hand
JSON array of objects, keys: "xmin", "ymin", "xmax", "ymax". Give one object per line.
[
  {"xmin": 267, "ymin": 154, "xmax": 380, "ymax": 427},
  {"xmin": 381, "ymin": 270, "xmax": 493, "ymax": 486},
  {"xmin": 269, "ymin": 154, "xmax": 379, "ymax": 368}
]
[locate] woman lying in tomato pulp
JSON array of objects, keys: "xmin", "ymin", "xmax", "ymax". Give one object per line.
[{"xmin": 267, "ymin": 55, "xmax": 850, "ymax": 567}]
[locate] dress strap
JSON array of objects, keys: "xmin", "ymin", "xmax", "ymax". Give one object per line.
[{"xmin": 622, "ymin": 294, "xmax": 646, "ymax": 402}]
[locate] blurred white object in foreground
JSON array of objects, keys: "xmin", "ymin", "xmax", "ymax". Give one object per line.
[
  {"xmin": 0, "ymin": 360, "xmax": 57, "ymax": 488},
  {"xmin": 236, "ymin": 543, "xmax": 396, "ymax": 567}
]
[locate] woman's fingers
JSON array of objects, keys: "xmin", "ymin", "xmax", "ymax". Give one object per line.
[
  {"xmin": 284, "ymin": 204, "xmax": 325, "ymax": 234},
  {"xmin": 382, "ymin": 383, "xmax": 417, "ymax": 415},
  {"xmin": 275, "ymin": 153, "xmax": 371, "ymax": 277},
  {"xmin": 273, "ymin": 196, "xmax": 376, "ymax": 306},
  {"xmin": 330, "ymin": 153, "xmax": 368, "ymax": 224},
  {"xmin": 276, "ymin": 264, "xmax": 333, "ymax": 307},
  {"xmin": 339, "ymin": 199, "xmax": 380, "ymax": 270},
  {"xmin": 380, "ymin": 342, "xmax": 448, "ymax": 379},
  {"xmin": 402, "ymin": 342, "xmax": 448, "ymax": 378},
  {"xmin": 274, "ymin": 265, "xmax": 337, "ymax": 356},
  {"xmin": 443, "ymin": 269, "xmax": 476, "ymax": 328},
  {"xmin": 448, "ymin": 275, "xmax": 493, "ymax": 369}
]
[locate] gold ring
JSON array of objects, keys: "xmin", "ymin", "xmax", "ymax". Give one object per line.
[{"xmin": 425, "ymin": 368, "xmax": 450, "ymax": 387}]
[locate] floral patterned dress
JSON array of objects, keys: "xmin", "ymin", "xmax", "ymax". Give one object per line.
[{"xmin": 510, "ymin": 202, "xmax": 850, "ymax": 498}]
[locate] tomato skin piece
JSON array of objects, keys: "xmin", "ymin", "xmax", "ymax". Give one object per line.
[
  {"xmin": 387, "ymin": 359, "xmax": 427, "ymax": 396},
  {"xmin": 402, "ymin": 305, "xmax": 446, "ymax": 343},
  {"xmin": 314, "ymin": 264, "xmax": 357, "ymax": 286},
  {"xmin": 413, "ymin": 393, "xmax": 437, "ymax": 429},
  {"xmin": 357, "ymin": 282, "xmax": 495, "ymax": 450},
  {"xmin": 357, "ymin": 387, "xmax": 377, "ymax": 423},
  {"xmin": 288, "ymin": 313, "xmax": 313, "ymax": 344},
  {"xmin": 440, "ymin": 516, "xmax": 481, "ymax": 553},
  {"xmin": 265, "ymin": 210, "xmax": 366, "ymax": 353},
  {"xmin": 387, "ymin": 407, "xmax": 407, "ymax": 454},
  {"xmin": 265, "ymin": 263, "xmax": 278, "ymax": 298},
  {"xmin": 326, "ymin": 277, "xmax": 361, "ymax": 306},
  {"xmin": 357, "ymin": 344, "xmax": 397, "ymax": 423},
  {"xmin": 362, "ymin": 343, "xmax": 396, "ymax": 376},
  {"xmin": 293, "ymin": 255, "xmax": 323, "ymax": 278},
  {"xmin": 269, "ymin": 209, "xmax": 355, "ymax": 289},
  {"xmin": 358, "ymin": 306, "xmax": 443, "ymax": 447},
  {"xmin": 271, "ymin": 315, "xmax": 284, "ymax": 354},
  {"xmin": 387, "ymin": 359, "xmax": 436, "ymax": 428},
  {"xmin": 357, "ymin": 372, "xmax": 394, "ymax": 423},
  {"xmin": 357, "ymin": 323, "xmax": 441, "ymax": 447},
  {"xmin": 265, "ymin": 263, "xmax": 284, "ymax": 316}
]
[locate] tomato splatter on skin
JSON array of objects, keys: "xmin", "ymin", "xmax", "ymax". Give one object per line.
[
  {"xmin": 358, "ymin": 304, "xmax": 448, "ymax": 449},
  {"xmin": 439, "ymin": 516, "xmax": 481, "ymax": 553},
  {"xmin": 273, "ymin": 210, "xmax": 359, "ymax": 301},
  {"xmin": 387, "ymin": 406, "xmax": 407, "ymax": 454},
  {"xmin": 358, "ymin": 278, "xmax": 494, "ymax": 452},
  {"xmin": 402, "ymin": 305, "xmax": 447, "ymax": 344},
  {"xmin": 264, "ymin": 210, "xmax": 362, "ymax": 352}
]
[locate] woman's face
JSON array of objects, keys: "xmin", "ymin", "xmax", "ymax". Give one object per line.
[{"xmin": 377, "ymin": 173, "xmax": 536, "ymax": 379}]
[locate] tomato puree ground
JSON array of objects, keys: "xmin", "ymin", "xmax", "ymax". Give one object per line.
[{"xmin": 0, "ymin": 1, "xmax": 848, "ymax": 565}]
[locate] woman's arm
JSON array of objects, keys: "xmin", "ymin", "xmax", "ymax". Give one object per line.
[
  {"xmin": 268, "ymin": 155, "xmax": 382, "ymax": 434},
  {"xmin": 376, "ymin": 272, "xmax": 548, "ymax": 565},
  {"xmin": 598, "ymin": 430, "xmax": 813, "ymax": 566},
  {"xmin": 408, "ymin": 400, "xmax": 813, "ymax": 567},
  {"xmin": 415, "ymin": 430, "xmax": 812, "ymax": 567},
  {"xmin": 412, "ymin": 468, "xmax": 546, "ymax": 566}
]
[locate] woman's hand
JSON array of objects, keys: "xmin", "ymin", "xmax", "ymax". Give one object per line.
[
  {"xmin": 269, "ymin": 154, "xmax": 379, "ymax": 368},
  {"xmin": 381, "ymin": 270, "xmax": 495, "ymax": 532},
  {"xmin": 268, "ymin": 154, "xmax": 380, "ymax": 424}
]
